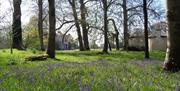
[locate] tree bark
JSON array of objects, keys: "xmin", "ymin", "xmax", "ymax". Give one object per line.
[
  {"xmin": 108, "ymin": 19, "xmax": 120, "ymax": 50},
  {"xmin": 123, "ymin": 0, "xmax": 129, "ymax": 51},
  {"xmin": 143, "ymin": 0, "xmax": 149, "ymax": 59},
  {"xmin": 12, "ymin": 0, "xmax": 23, "ymax": 50},
  {"xmin": 69, "ymin": 0, "xmax": 84, "ymax": 51},
  {"xmin": 108, "ymin": 39, "xmax": 112, "ymax": 51},
  {"xmin": 47, "ymin": 0, "xmax": 56, "ymax": 58},
  {"xmin": 164, "ymin": 0, "xmax": 180, "ymax": 71},
  {"xmin": 102, "ymin": 0, "xmax": 109, "ymax": 53},
  {"xmin": 80, "ymin": 0, "xmax": 90, "ymax": 51},
  {"xmin": 38, "ymin": 0, "xmax": 45, "ymax": 51}
]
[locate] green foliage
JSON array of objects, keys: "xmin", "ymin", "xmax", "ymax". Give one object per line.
[
  {"xmin": 2, "ymin": 49, "xmax": 6, "ymax": 53},
  {"xmin": 23, "ymin": 16, "xmax": 47, "ymax": 50},
  {"xmin": 0, "ymin": 49, "xmax": 179, "ymax": 91},
  {"xmin": 0, "ymin": 31, "xmax": 11, "ymax": 49},
  {"xmin": 23, "ymin": 27, "xmax": 40, "ymax": 49},
  {"xmin": 7, "ymin": 57, "xmax": 17, "ymax": 65},
  {"xmin": 30, "ymin": 48, "xmax": 37, "ymax": 54}
]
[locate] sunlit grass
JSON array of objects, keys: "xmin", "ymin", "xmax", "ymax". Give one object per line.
[{"xmin": 0, "ymin": 49, "xmax": 179, "ymax": 91}]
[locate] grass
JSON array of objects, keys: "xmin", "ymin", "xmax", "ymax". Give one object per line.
[{"xmin": 0, "ymin": 49, "xmax": 179, "ymax": 91}]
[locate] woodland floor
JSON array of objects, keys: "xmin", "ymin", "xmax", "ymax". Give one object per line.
[{"xmin": 0, "ymin": 49, "xmax": 180, "ymax": 91}]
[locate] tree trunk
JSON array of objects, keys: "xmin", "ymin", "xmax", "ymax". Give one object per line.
[
  {"xmin": 12, "ymin": 0, "xmax": 23, "ymax": 50},
  {"xmin": 109, "ymin": 19, "xmax": 120, "ymax": 50},
  {"xmin": 108, "ymin": 40, "xmax": 112, "ymax": 51},
  {"xmin": 69, "ymin": 0, "xmax": 84, "ymax": 51},
  {"xmin": 38, "ymin": 0, "xmax": 45, "ymax": 51},
  {"xmin": 143, "ymin": 0, "xmax": 149, "ymax": 59},
  {"xmin": 123, "ymin": 0, "xmax": 129, "ymax": 51},
  {"xmin": 47, "ymin": 0, "xmax": 56, "ymax": 58},
  {"xmin": 80, "ymin": 0, "xmax": 90, "ymax": 51},
  {"xmin": 115, "ymin": 33, "xmax": 120, "ymax": 50},
  {"xmin": 164, "ymin": 0, "xmax": 180, "ymax": 71},
  {"xmin": 102, "ymin": 0, "xmax": 108, "ymax": 53}
]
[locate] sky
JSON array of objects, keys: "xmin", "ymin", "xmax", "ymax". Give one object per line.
[
  {"xmin": 0, "ymin": 0, "xmax": 34, "ymax": 25},
  {"xmin": 0, "ymin": 0, "xmax": 167, "ymax": 44},
  {"xmin": 161, "ymin": 0, "xmax": 166, "ymax": 9},
  {"xmin": 0, "ymin": 0, "xmax": 166, "ymax": 25}
]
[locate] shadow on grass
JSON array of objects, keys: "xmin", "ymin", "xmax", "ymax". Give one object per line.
[{"xmin": 56, "ymin": 50, "xmax": 145, "ymax": 61}]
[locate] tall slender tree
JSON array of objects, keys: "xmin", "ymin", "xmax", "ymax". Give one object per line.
[
  {"xmin": 108, "ymin": 19, "xmax": 120, "ymax": 50},
  {"xmin": 123, "ymin": 0, "xmax": 129, "ymax": 51},
  {"xmin": 164, "ymin": 0, "xmax": 180, "ymax": 71},
  {"xmin": 80, "ymin": 0, "xmax": 90, "ymax": 51},
  {"xmin": 47, "ymin": 0, "xmax": 56, "ymax": 58},
  {"xmin": 143, "ymin": 0, "xmax": 149, "ymax": 59},
  {"xmin": 38, "ymin": 0, "xmax": 45, "ymax": 51},
  {"xmin": 68, "ymin": 0, "xmax": 85, "ymax": 51},
  {"xmin": 12, "ymin": 0, "xmax": 23, "ymax": 50},
  {"xmin": 102, "ymin": 0, "xmax": 109, "ymax": 53}
]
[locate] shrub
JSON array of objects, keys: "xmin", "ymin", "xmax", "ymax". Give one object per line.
[
  {"xmin": 7, "ymin": 58, "xmax": 17, "ymax": 65},
  {"xmin": 2, "ymin": 49, "xmax": 6, "ymax": 53},
  {"xmin": 30, "ymin": 48, "xmax": 37, "ymax": 54}
]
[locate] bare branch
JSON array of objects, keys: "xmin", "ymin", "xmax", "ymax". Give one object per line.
[
  {"xmin": 56, "ymin": 20, "xmax": 75, "ymax": 30},
  {"xmin": 62, "ymin": 24, "xmax": 75, "ymax": 43}
]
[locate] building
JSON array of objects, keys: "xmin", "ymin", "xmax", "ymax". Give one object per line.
[
  {"xmin": 128, "ymin": 22, "xmax": 167, "ymax": 51},
  {"xmin": 129, "ymin": 28, "xmax": 145, "ymax": 50},
  {"xmin": 55, "ymin": 31, "xmax": 75, "ymax": 50},
  {"xmin": 148, "ymin": 22, "xmax": 167, "ymax": 51}
]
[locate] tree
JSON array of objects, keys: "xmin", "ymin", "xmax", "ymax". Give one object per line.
[
  {"xmin": 68, "ymin": 0, "xmax": 85, "ymax": 51},
  {"xmin": 102, "ymin": 0, "xmax": 109, "ymax": 53},
  {"xmin": 80, "ymin": 0, "xmax": 90, "ymax": 51},
  {"xmin": 143, "ymin": 0, "xmax": 149, "ymax": 59},
  {"xmin": 164, "ymin": 0, "xmax": 180, "ymax": 71},
  {"xmin": 38, "ymin": 0, "xmax": 45, "ymax": 51},
  {"xmin": 12, "ymin": 0, "xmax": 23, "ymax": 50},
  {"xmin": 47, "ymin": 0, "xmax": 56, "ymax": 58},
  {"xmin": 108, "ymin": 19, "xmax": 120, "ymax": 50},
  {"xmin": 122, "ymin": 0, "xmax": 129, "ymax": 51},
  {"xmin": 23, "ymin": 16, "xmax": 43, "ymax": 49}
]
